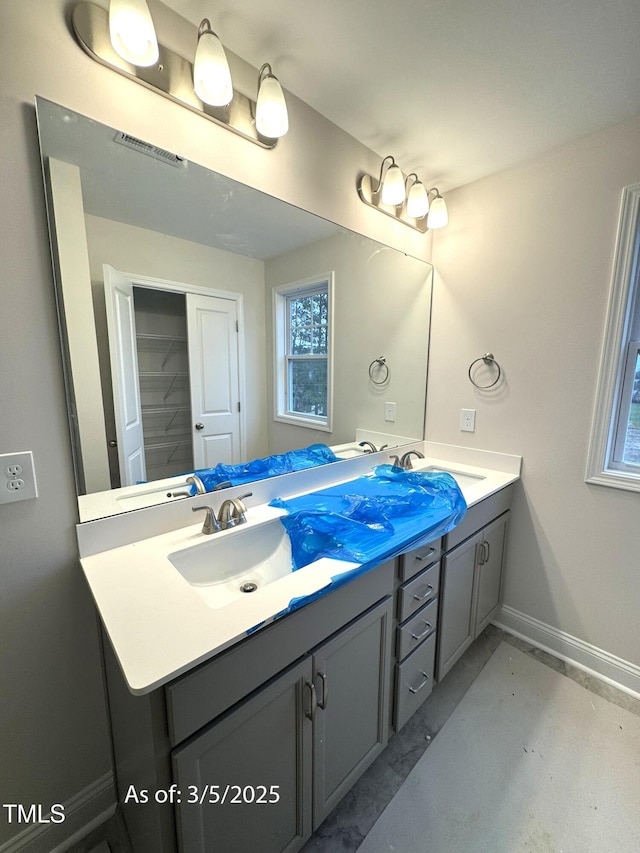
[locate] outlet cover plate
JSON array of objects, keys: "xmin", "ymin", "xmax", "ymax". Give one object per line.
[
  {"xmin": 0, "ymin": 451, "xmax": 38, "ymax": 504},
  {"xmin": 460, "ymin": 408, "xmax": 476, "ymax": 432}
]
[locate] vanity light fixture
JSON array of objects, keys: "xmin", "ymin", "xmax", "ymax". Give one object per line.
[
  {"xmin": 379, "ymin": 155, "xmax": 406, "ymax": 206},
  {"xmin": 108, "ymin": 0, "xmax": 158, "ymax": 67},
  {"xmin": 357, "ymin": 155, "xmax": 448, "ymax": 232},
  {"xmin": 193, "ymin": 19, "xmax": 233, "ymax": 107},
  {"xmin": 426, "ymin": 189, "xmax": 449, "ymax": 229},
  {"xmin": 404, "ymin": 174, "xmax": 429, "ymax": 219},
  {"xmin": 256, "ymin": 64, "xmax": 289, "ymax": 139},
  {"xmin": 71, "ymin": 1, "xmax": 288, "ymax": 148}
]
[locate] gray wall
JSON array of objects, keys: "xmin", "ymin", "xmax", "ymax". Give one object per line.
[
  {"xmin": 0, "ymin": 1, "xmax": 429, "ymax": 849},
  {"xmin": 427, "ymin": 113, "xmax": 640, "ymax": 673}
]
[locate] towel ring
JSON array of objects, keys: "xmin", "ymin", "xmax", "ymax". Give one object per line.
[
  {"xmin": 468, "ymin": 353, "xmax": 502, "ymax": 389},
  {"xmin": 369, "ymin": 356, "xmax": 390, "ymax": 385}
]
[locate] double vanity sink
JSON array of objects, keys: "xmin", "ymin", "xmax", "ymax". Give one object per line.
[{"xmin": 78, "ymin": 442, "xmax": 520, "ymax": 695}]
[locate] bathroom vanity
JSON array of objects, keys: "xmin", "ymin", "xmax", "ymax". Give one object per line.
[{"xmin": 80, "ymin": 444, "xmax": 518, "ymax": 853}]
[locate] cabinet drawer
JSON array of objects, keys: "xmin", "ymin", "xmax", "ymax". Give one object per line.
[
  {"xmin": 396, "ymin": 598, "xmax": 438, "ymax": 662},
  {"xmin": 394, "ymin": 632, "xmax": 436, "ymax": 731},
  {"xmin": 397, "ymin": 561, "xmax": 440, "ymax": 622},
  {"xmin": 398, "ymin": 538, "xmax": 442, "ymax": 582}
]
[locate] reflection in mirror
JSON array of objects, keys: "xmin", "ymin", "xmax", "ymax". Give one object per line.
[{"xmin": 36, "ymin": 98, "xmax": 433, "ymax": 521}]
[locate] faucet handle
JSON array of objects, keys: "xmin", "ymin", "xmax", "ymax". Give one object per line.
[
  {"xmin": 192, "ymin": 505, "xmax": 221, "ymax": 534},
  {"xmin": 234, "ymin": 492, "xmax": 253, "ymax": 523}
]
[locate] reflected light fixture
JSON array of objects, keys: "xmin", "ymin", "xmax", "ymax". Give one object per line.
[
  {"xmin": 193, "ymin": 19, "xmax": 233, "ymax": 107},
  {"xmin": 72, "ymin": 1, "xmax": 288, "ymax": 148},
  {"xmin": 108, "ymin": 0, "xmax": 158, "ymax": 67},
  {"xmin": 256, "ymin": 63, "xmax": 289, "ymax": 138},
  {"xmin": 357, "ymin": 155, "xmax": 448, "ymax": 232}
]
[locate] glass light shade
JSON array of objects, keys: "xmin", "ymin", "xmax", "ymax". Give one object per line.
[
  {"xmin": 256, "ymin": 74, "xmax": 289, "ymax": 138},
  {"xmin": 109, "ymin": 0, "xmax": 158, "ymax": 67},
  {"xmin": 193, "ymin": 28, "xmax": 233, "ymax": 107},
  {"xmin": 381, "ymin": 164, "xmax": 405, "ymax": 206},
  {"xmin": 427, "ymin": 195, "xmax": 448, "ymax": 229},
  {"xmin": 406, "ymin": 181, "xmax": 429, "ymax": 219}
]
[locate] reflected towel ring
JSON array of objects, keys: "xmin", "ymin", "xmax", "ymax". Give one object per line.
[
  {"xmin": 369, "ymin": 356, "xmax": 390, "ymax": 385},
  {"xmin": 468, "ymin": 353, "xmax": 502, "ymax": 389}
]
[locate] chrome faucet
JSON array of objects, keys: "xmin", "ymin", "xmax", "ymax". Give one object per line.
[
  {"xmin": 187, "ymin": 474, "xmax": 206, "ymax": 494},
  {"xmin": 191, "ymin": 492, "xmax": 252, "ymax": 534},
  {"xmin": 359, "ymin": 440, "xmax": 378, "ymax": 453},
  {"xmin": 166, "ymin": 472, "xmax": 207, "ymax": 498},
  {"xmin": 399, "ymin": 450, "xmax": 425, "ymax": 469},
  {"xmin": 218, "ymin": 493, "xmax": 252, "ymax": 529}
]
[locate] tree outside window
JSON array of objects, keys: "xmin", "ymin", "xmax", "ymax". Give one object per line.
[{"xmin": 273, "ymin": 274, "xmax": 334, "ymax": 431}]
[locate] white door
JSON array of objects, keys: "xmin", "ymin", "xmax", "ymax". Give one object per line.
[
  {"xmin": 187, "ymin": 293, "xmax": 242, "ymax": 468},
  {"xmin": 103, "ymin": 265, "xmax": 146, "ymax": 487}
]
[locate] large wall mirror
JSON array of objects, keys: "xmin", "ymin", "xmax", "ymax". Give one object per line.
[{"xmin": 36, "ymin": 97, "xmax": 433, "ymax": 521}]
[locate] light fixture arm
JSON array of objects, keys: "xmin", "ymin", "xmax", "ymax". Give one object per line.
[
  {"xmin": 404, "ymin": 172, "xmax": 419, "ymax": 191},
  {"xmin": 374, "ymin": 155, "xmax": 397, "ymax": 195},
  {"xmin": 71, "ymin": 1, "xmax": 279, "ymax": 148},
  {"xmin": 258, "ymin": 62, "xmax": 273, "ymax": 85},
  {"xmin": 198, "ymin": 18, "xmax": 217, "ymax": 39}
]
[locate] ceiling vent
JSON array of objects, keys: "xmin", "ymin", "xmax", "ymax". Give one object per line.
[{"xmin": 113, "ymin": 132, "xmax": 186, "ymax": 168}]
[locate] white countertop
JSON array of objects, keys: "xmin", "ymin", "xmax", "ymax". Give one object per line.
[{"xmin": 79, "ymin": 444, "xmax": 520, "ymax": 695}]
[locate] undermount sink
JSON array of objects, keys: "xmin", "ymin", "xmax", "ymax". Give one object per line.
[
  {"xmin": 416, "ymin": 463, "xmax": 486, "ymax": 488},
  {"xmin": 168, "ymin": 518, "xmax": 293, "ymax": 609}
]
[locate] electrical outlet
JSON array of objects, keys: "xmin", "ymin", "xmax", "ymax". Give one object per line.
[
  {"xmin": 0, "ymin": 452, "xmax": 38, "ymax": 504},
  {"xmin": 460, "ymin": 408, "xmax": 476, "ymax": 432},
  {"xmin": 384, "ymin": 402, "xmax": 397, "ymax": 422}
]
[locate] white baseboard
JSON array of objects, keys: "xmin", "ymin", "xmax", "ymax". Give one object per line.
[
  {"xmin": 0, "ymin": 772, "xmax": 115, "ymax": 853},
  {"xmin": 493, "ymin": 605, "xmax": 640, "ymax": 700}
]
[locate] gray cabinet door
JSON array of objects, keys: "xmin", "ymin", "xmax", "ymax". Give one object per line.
[
  {"xmin": 172, "ymin": 657, "xmax": 313, "ymax": 853},
  {"xmin": 474, "ymin": 513, "xmax": 508, "ymax": 634},
  {"xmin": 437, "ymin": 531, "xmax": 482, "ymax": 680},
  {"xmin": 312, "ymin": 597, "xmax": 392, "ymax": 829}
]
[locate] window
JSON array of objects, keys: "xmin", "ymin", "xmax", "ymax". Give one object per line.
[
  {"xmin": 586, "ymin": 183, "xmax": 640, "ymax": 491},
  {"xmin": 273, "ymin": 273, "xmax": 334, "ymax": 430}
]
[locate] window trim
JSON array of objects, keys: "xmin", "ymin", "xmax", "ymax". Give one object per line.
[
  {"xmin": 586, "ymin": 183, "xmax": 640, "ymax": 491},
  {"xmin": 272, "ymin": 273, "xmax": 334, "ymax": 432}
]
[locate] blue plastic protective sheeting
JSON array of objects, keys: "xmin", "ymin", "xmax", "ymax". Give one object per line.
[
  {"xmin": 270, "ymin": 464, "xmax": 467, "ymax": 572},
  {"xmin": 190, "ymin": 444, "xmax": 339, "ymax": 492}
]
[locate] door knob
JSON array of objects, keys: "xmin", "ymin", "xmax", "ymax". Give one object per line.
[{"xmin": 195, "ymin": 422, "xmax": 204, "ymax": 430}]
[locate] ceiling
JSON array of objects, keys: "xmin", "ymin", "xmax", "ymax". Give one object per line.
[{"xmin": 167, "ymin": 0, "xmax": 640, "ymax": 191}]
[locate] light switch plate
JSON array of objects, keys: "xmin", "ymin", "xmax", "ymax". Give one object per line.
[
  {"xmin": 0, "ymin": 451, "xmax": 38, "ymax": 504},
  {"xmin": 384, "ymin": 402, "xmax": 397, "ymax": 422}
]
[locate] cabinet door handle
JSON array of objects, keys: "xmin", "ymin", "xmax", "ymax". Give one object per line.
[
  {"xmin": 475, "ymin": 542, "xmax": 485, "ymax": 565},
  {"xmin": 410, "ymin": 621, "xmax": 432, "ymax": 641},
  {"xmin": 413, "ymin": 583, "xmax": 434, "ymax": 601},
  {"xmin": 408, "ymin": 671, "xmax": 430, "ymax": 694},
  {"xmin": 316, "ymin": 671, "xmax": 329, "ymax": 710},
  {"xmin": 304, "ymin": 680, "xmax": 317, "ymax": 720},
  {"xmin": 483, "ymin": 541, "xmax": 491, "ymax": 562},
  {"xmin": 415, "ymin": 547, "xmax": 436, "ymax": 562}
]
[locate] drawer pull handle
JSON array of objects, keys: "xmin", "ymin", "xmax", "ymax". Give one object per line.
[
  {"xmin": 411, "ymin": 621, "xmax": 432, "ymax": 641},
  {"xmin": 408, "ymin": 671, "xmax": 430, "ymax": 694},
  {"xmin": 317, "ymin": 671, "xmax": 329, "ymax": 710},
  {"xmin": 415, "ymin": 547, "xmax": 436, "ymax": 562},
  {"xmin": 304, "ymin": 681, "xmax": 317, "ymax": 720},
  {"xmin": 413, "ymin": 583, "xmax": 434, "ymax": 601}
]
